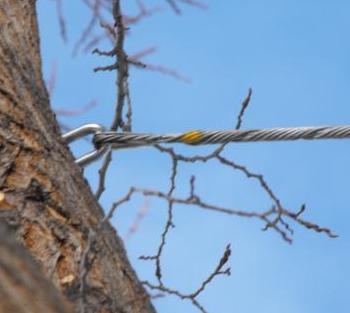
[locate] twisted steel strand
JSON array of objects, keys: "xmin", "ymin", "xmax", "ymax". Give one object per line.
[
  {"xmin": 64, "ymin": 124, "xmax": 350, "ymax": 166},
  {"xmin": 93, "ymin": 125, "xmax": 350, "ymax": 148}
]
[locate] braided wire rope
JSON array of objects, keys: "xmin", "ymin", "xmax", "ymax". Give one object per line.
[
  {"xmin": 63, "ymin": 124, "xmax": 350, "ymax": 166},
  {"xmin": 93, "ymin": 125, "xmax": 350, "ymax": 148}
]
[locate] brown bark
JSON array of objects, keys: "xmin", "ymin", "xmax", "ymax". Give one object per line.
[
  {"xmin": 0, "ymin": 2, "xmax": 156, "ymax": 313},
  {"xmin": 0, "ymin": 224, "xmax": 73, "ymax": 313}
]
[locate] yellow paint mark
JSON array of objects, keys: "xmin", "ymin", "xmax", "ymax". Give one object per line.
[
  {"xmin": 0, "ymin": 192, "xmax": 5, "ymax": 202},
  {"xmin": 180, "ymin": 130, "xmax": 203, "ymax": 144}
]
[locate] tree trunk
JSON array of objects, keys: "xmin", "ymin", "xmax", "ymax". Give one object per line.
[
  {"xmin": 0, "ymin": 2, "xmax": 156, "ymax": 313},
  {"xmin": 0, "ymin": 224, "xmax": 72, "ymax": 313}
]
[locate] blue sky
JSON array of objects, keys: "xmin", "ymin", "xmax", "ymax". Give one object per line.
[{"xmin": 37, "ymin": 1, "xmax": 350, "ymax": 312}]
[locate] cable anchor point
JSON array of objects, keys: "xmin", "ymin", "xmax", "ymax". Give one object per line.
[{"xmin": 63, "ymin": 124, "xmax": 108, "ymax": 167}]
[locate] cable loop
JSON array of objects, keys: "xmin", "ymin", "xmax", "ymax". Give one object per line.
[{"xmin": 63, "ymin": 124, "xmax": 107, "ymax": 166}]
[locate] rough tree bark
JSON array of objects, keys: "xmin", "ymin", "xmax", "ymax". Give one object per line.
[
  {"xmin": 0, "ymin": 2, "xmax": 156, "ymax": 313},
  {"xmin": 0, "ymin": 224, "xmax": 72, "ymax": 313}
]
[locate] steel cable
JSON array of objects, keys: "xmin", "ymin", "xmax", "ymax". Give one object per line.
[
  {"xmin": 63, "ymin": 124, "xmax": 350, "ymax": 166},
  {"xmin": 93, "ymin": 125, "xmax": 350, "ymax": 148}
]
